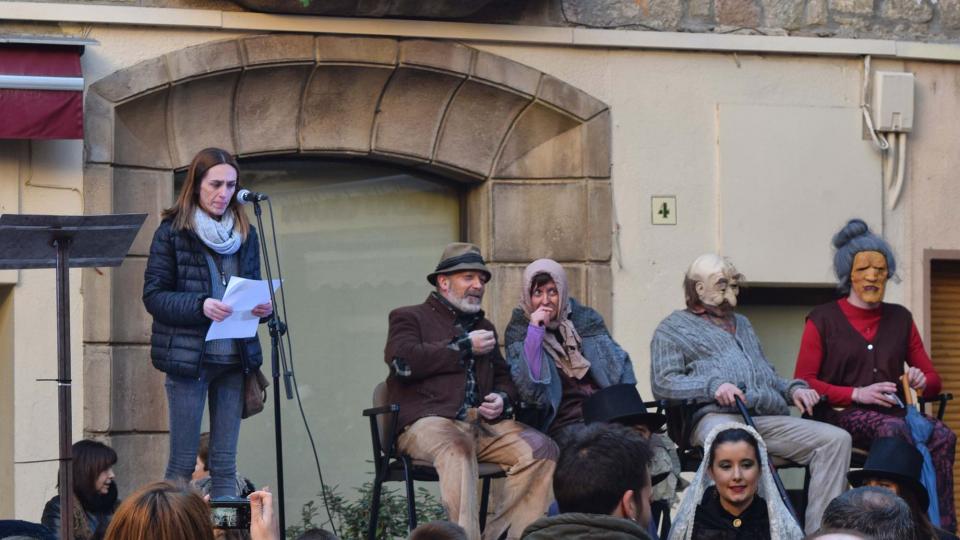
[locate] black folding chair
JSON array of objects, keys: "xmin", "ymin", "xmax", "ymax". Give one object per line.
[{"xmin": 362, "ymin": 382, "xmax": 506, "ymax": 539}]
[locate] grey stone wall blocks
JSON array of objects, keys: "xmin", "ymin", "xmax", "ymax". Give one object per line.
[
  {"xmin": 473, "ymin": 51, "xmax": 541, "ymax": 97},
  {"xmin": 90, "ymin": 56, "xmax": 171, "ymax": 104},
  {"xmin": 373, "ymin": 67, "xmax": 464, "ymax": 160},
  {"xmin": 315, "ymin": 35, "xmax": 398, "ymax": 65},
  {"xmin": 398, "ymin": 39, "xmax": 473, "ymax": 74},
  {"xmin": 83, "ymin": 34, "xmax": 613, "ymax": 496},
  {"xmin": 113, "ymin": 89, "xmax": 173, "ymax": 169},
  {"xmin": 435, "ymin": 80, "xmax": 532, "ymax": 178},
  {"xmin": 548, "ymin": 0, "xmax": 955, "ymax": 41},
  {"xmin": 164, "ymin": 39, "xmax": 243, "ymax": 83},
  {"xmin": 538, "ymin": 74, "xmax": 607, "ymax": 121},
  {"xmin": 495, "ymin": 102, "xmax": 584, "ymax": 178},
  {"xmin": 301, "ymin": 65, "xmax": 392, "ymax": 153},
  {"xmin": 241, "ymin": 34, "xmax": 315, "ymax": 66},
  {"xmin": 236, "ymin": 65, "xmax": 312, "ymax": 155},
  {"xmin": 169, "ymin": 72, "xmax": 241, "ymax": 167},
  {"xmin": 84, "ymin": 90, "xmax": 115, "ymax": 164},
  {"xmin": 83, "ymin": 344, "xmax": 112, "ymax": 434}
]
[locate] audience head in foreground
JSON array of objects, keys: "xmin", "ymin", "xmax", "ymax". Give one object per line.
[
  {"xmin": 407, "ymin": 521, "xmax": 467, "ymax": 540},
  {"xmin": 804, "ymin": 531, "xmax": 872, "ymax": 540},
  {"xmin": 104, "ymin": 481, "xmax": 212, "ymax": 540},
  {"xmin": 521, "ymin": 424, "xmax": 653, "ymax": 539},
  {"xmin": 104, "ymin": 481, "xmax": 278, "ymax": 540},
  {"xmin": 820, "ymin": 487, "xmax": 913, "ymax": 540},
  {"xmin": 668, "ymin": 423, "xmax": 803, "ymax": 540}
]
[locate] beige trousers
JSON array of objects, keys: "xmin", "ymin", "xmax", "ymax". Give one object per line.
[
  {"xmin": 398, "ymin": 416, "xmax": 558, "ymax": 540},
  {"xmin": 693, "ymin": 413, "xmax": 852, "ymax": 534}
]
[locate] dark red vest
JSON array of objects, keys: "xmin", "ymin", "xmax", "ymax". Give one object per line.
[{"xmin": 808, "ymin": 301, "xmax": 912, "ymax": 418}]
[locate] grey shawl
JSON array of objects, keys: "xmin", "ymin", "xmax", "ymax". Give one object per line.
[
  {"xmin": 504, "ymin": 298, "xmax": 636, "ymax": 432},
  {"xmin": 667, "ymin": 422, "xmax": 804, "ymax": 540}
]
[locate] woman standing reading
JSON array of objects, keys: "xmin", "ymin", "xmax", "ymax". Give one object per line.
[{"xmin": 142, "ymin": 147, "xmax": 272, "ymax": 498}]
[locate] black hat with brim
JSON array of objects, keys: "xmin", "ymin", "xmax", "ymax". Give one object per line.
[
  {"xmin": 427, "ymin": 242, "xmax": 491, "ymax": 286},
  {"xmin": 847, "ymin": 436, "xmax": 930, "ymax": 512},
  {"xmin": 583, "ymin": 384, "xmax": 666, "ymax": 433}
]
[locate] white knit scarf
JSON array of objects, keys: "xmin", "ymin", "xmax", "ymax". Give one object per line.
[{"xmin": 193, "ymin": 208, "xmax": 242, "ymax": 255}]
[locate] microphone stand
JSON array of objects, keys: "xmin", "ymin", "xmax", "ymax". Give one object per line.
[{"xmin": 251, "ymin": 198, "xmax": 293, "ymax": 534}]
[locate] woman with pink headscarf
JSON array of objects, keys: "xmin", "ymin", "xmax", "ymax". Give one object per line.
[{"xmin": 503, "ymin": 258, "xmax": 636, "ymax": 446}]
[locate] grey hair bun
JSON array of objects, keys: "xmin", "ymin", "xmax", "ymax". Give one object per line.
[{"xmin": 832, "ymin": 218, "xmax": 870, "ymax": 249}]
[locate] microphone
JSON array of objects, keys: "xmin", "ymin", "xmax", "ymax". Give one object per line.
[{"xmin": 236, "ymin": 189, "xmax": 269, "ymax": 203}]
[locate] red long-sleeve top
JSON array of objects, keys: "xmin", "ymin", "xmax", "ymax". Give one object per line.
[{"xmin": 793, "ymin": 298, "xmax": 941, "ymax": 406}]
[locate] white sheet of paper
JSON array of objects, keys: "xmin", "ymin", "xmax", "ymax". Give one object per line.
[{"xmin": 205, "ymin": 277, "xmax": 281, "ymax": 341}]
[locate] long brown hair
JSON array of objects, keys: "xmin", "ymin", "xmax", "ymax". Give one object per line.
[
  {"xmin": 162, "ymin": 147, "xmax": 249, "ymax": 241},
  {"xmin": 104, "ymin": 481, "xmax": 214, "ymax": 540},
  {"xmin": 72, "ymin": 439, "xmax": 118, "ymax": 506}
]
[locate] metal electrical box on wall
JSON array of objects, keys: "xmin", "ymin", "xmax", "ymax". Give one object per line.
[{"xmin": 872, "ymin": 71, "xmax": 915, "ymax": 132}]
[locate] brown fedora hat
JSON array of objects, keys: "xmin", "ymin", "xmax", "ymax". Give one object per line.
[{"xmin": 427, "ymin": 242, "xmax": 491, "ymax": 286}]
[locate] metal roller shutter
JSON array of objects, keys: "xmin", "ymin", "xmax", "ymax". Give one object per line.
[{"xmin": 931, "ymin": 259, "xmax": 960, "ymax": 514}]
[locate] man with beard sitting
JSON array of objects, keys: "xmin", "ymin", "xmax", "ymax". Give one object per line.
[
  {"xmin": 650, "ymin": 254, "xmax": 851, "ymax": 533},
  {"xmin": 384, "ymin": 243, "xmax": 557, "ymax": 540}
]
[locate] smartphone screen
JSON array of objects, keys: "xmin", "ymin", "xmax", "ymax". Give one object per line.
[{"xmin": 210, "ymin": 500, "xmax": 251, "ymax": 530}]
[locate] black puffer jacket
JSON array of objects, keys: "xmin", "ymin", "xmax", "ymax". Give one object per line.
[{"xmin": 142, "ymin": 218, "xmax": 264, "ymax": 377}]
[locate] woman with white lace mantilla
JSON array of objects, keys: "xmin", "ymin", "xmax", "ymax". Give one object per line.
[{"xmin": 669, "ymin": 423, "xmax": 803, "ymax": 540}]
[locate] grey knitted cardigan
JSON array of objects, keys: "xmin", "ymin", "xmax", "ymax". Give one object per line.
[{"xmin": 650, "ymin": 310, "xmax": 808, "ymax": 426}]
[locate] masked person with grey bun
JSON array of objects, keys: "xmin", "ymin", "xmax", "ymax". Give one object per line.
[
  {"xmin": 142, "ymin": 147, "xmax": 272, "ymax": 499},
  {"xmin": 650, "ymin": 254, "xmax": 851, "ymax": 533},
  {"xmin": 794, "ymin": 218, "xmax": 955, "ymax": 533}
]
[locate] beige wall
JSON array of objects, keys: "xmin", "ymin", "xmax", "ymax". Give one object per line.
[
  {"xmin": 0, "ymin": 285, "xmax": 14, "ymax": 518},
  {"xmin": 901, "ymin": 61, "xmax": 960, "ymax": 337},
  {"xmin": 0, "ymin": 140, "xmax": 85, "ymax": 519}
]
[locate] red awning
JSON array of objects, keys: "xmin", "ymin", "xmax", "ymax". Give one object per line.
[{"xmin": 0, "ymin": 42, "xmax": 87, "ymax": 140}]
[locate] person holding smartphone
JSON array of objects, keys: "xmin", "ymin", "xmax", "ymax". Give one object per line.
[{"xmin": 103, "ymin": 482, "xmax": 279, "ymax": 540}]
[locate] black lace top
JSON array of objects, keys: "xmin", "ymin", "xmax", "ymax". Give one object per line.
[{"xmin": 691, "ymin": 486, "xmax": 772, "ymax": 540}]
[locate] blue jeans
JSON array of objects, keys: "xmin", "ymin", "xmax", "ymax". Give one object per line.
[{"xmin": 164, "ymin": 363, "xmax": 243, "ymax": 497}]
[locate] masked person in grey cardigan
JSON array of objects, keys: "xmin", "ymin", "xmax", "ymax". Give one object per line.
[
  {"xmin": 504, "ymin": 258, "xmax": 636, "ymax": 448},
  {"xmin": 650, "ymin": 254, "xmax": 851, "ymax": 533}
]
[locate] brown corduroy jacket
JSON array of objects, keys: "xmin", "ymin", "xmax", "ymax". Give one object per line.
[{"xmin": 384, "ymin": 293, "xmax": 518, "ymax": 430}]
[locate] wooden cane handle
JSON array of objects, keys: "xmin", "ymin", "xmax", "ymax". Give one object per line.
[{"xmin": 901, "ymin": 373, "xmax": 915, "ymax": 406}]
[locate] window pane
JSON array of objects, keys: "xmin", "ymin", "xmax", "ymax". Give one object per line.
[{"xmin": 237, "ymin": 159, "xmax": 461, "ymax": 519}]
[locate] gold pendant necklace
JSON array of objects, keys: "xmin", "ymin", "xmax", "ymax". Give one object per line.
[{"xmin": 732, "ymin": 518, "xmax": 742, "ymax": 528}]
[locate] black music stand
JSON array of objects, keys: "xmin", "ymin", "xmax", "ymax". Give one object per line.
[{"xmin": 0, "ymin": 214, "xmax": 146, "ymax": 540}]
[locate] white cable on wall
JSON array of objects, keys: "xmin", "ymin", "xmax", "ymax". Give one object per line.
[
  {"xmin": 862, "ymin": 56, "xmax": 891, "ymax": 152},
  {"xmin": 888, "ymin": 132, "xmax": 907, "ymax": 210}
]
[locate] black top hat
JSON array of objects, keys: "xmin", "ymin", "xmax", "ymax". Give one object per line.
[
  {"xmin": 848, "ymin": 436, "xmax": 930, "ymax": 512},
  {"xmin": 582, "ymin": 384, "xmax": 666, "ymax": 432}
]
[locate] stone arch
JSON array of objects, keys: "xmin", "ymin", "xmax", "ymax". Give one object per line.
[{"xmin": 81, "ymin": 34, "xmax": 612, "ymax": 487}]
